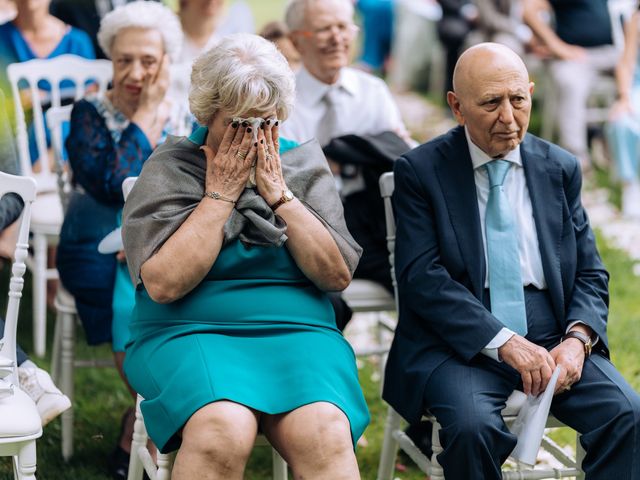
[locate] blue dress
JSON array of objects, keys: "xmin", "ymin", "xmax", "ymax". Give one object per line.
[
  {"xmin": 123, "ymin": 129, "xmax": 370, "ymax": 453},
  {"xmin": 56, "ymin": 96, "xmax": 192, "ymax": 347},
  {"xmin": 0, "ymin": 21, "xmax": 95, "ymax": 163}
]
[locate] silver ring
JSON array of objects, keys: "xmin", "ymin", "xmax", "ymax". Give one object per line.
[{"xmin": 265, "ymin": 153, "xmax": 274, "ymax": 162}]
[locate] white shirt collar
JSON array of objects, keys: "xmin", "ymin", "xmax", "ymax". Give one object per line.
[
  {"xmin": 464, "ymin": 126, "xmax": 522, "ymax": 170},
  {"xmin": 297, "ymin": 65, "xmax": 357, "ymax": 106}
]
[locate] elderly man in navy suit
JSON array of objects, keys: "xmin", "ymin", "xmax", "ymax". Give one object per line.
[{"xmin": 383, "ymin": 42, "xmax": 640, "ymax": 479}]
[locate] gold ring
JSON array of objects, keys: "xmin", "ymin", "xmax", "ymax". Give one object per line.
[{"xmin": 236, "ymin": 151, "xmax": 247, "ymax": 160}]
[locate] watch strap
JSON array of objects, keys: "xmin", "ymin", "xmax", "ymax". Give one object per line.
[
  {"xmin": 561, "ymin": 330, "xmax": 592, "ymax": 357},
  {"xmin": 270, "ymin": 190, "xmax": 293, "ymax": 211}
]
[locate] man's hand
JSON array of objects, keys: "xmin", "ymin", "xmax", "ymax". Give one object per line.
[
  {"xmin": 550, "ymin": 325, "xmax": 591, "ymax": 394},
  {"xmin": 499, "ymin": 335, "xmax": 556, "ymax": 396}
]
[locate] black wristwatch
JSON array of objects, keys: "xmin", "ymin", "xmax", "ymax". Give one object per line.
[{"xmin": 561, "ymin": 330, "xmax": 593, "ymax": 357}]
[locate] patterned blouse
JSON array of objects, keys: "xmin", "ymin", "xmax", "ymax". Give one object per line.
[{"xmin": 66, "ymin": 94, "xmax": 193, "ymax": 205}]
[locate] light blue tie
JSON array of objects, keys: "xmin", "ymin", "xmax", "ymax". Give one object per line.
[{"xmin": 485, "ymin": 160, "xmax": 528, "ymax": 336}]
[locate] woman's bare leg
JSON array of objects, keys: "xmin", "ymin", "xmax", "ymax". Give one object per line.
[
  {"xmin": 261, "ymin": 402, "xmax": 360, "ymax": 480},
  {"xmin": 172, "ymin": 401, "xmax": 260, "ymax": 480}
]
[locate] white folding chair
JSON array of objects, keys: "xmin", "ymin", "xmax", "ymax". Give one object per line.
[
  {"xmin": 7, "ymin": 55, "xmax": 112, "ymax": 358},
  {"xmin": 375, "ymin": 172, "xmax": 585, "ymax": 480},
  {"xmin": 0, "ymin": 172, "xmax": 42, "ymax": 480},
  {"xmin": 50, "ymin": 172, "xmax": 131, "ymax": 461}
]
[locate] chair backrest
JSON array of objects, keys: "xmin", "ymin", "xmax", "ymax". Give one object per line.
[
  {"xmin": 379, "ymin": 172, "xmax": 397, "ymax": 304},
  {"xmin": 122, "ymin": 177, "xmax": 138, "ymax": 201},
  {"xmin": 45, "ymin": 105, "xmax": 74, "ymax": 213},
  {"xmin": 7, "ymin": 55, "xmax": 112, "ymax": 191},
  {"xmin": 609, "ymin": 0, "xmax": 638, "ymax": 52},
  {"xmin": 0, "ymin": 172, "xmax": 37, "ymax": 384}
]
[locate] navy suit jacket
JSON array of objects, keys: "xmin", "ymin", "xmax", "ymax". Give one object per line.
[{"xmin": 382, "ymin": 126, "xmax": 610, "ymax": 424}]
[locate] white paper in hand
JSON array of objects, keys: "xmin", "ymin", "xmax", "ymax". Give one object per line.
[
  {"xmin": 509, "ymin": 366, "xmax": 562, "ymax": 466},
  {"xmin": 97, "ymin": 227, "xmax": 124, "ymax": 254}
]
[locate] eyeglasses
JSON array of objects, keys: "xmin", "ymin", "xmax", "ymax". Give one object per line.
[{"xmin": 294, "ymin": 22, "xmax": 360, "ymax": 43}]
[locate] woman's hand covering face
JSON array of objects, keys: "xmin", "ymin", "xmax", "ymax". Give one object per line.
[
  {"xmin": 201, "ymin": 122, "xmax": 258, "ymax": 202},
  {"xmin": 255, "ymin": 119, "xmax": 287, "ymax": 206}
]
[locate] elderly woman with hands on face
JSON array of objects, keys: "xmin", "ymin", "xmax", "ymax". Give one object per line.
[
  {"xmin": 55, "ymin": 2, "xmax": 192, "ymax": 477},
  {"xmin": 121, "ymin": 33, "xmax": 369, "ymax": 480}
]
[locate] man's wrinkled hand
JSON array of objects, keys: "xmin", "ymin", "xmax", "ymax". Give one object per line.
[
  {"xmin": 499, "ymin": 335, "xmax": 556, "ymax": 396},
  {"xmin": 550, "ymin": 339, "xmax": 585, "ymax": 395}
]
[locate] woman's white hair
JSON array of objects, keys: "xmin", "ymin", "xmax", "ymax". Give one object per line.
[
  {"xmin": 97, "ymin": 1, "xmax": 183, "ymax": 62},
  {"xmin": 189, "ymin": 33, "xmax": 296, "ymax": 126}
]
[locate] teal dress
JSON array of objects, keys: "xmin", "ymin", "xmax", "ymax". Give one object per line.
[{"xmin": 123, "ymin": 131, "xmax": 370, "ymax": 453}]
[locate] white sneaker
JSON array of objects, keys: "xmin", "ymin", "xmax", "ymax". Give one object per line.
[{"xmin": 18, "ymin": 365, "xmax": 71, "ymax": 426}]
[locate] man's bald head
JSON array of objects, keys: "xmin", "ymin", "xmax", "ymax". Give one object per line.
[
  {"xmin": 447, "ymin": 42, "xmax": 534, "ymax": 158},
  {"xmin": 452, "ymin": 43, "xmax": 530, "ymax": 100}
]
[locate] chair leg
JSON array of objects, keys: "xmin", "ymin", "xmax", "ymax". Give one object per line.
[
  {"xmin": 376, "ymin": 406, "xmax": 401, "ymax": 480},
  {"xmin": 156, "ymin": 453, "xmax": 174, "ymax": 480},
  {"xmin": 32, "ymin": 233, "xmax": 48, "ymax": 358},
  {"xmin": 51, "ymin": 303, "xmax": 62, "ymax": 383},
  {"xmin": 128, "ymin": 395, "xmax": 148, "ymax": 480},
  {"xmin": 60, "ymin": 307, "xmax": 76, "ymax": 461},
  {"xmin": 430, "ymin": 421, "xmax": 445, "ymax": 480},
  {"xmin": 272, "ymin": 447, "xmax": 288, "ymax": 480},
  {"xmin": 575, "ymin": 432, "xmax": 586, "ymax": 479},
  {"xmin": 15, "ymin": 440, "xmax": 37, "ymax": 480}
]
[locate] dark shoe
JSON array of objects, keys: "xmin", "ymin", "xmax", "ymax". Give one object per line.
[
  {"xmin": 107, "ymin": 445, "xmax": 129, "ymax": 480},
  {"xmin": 108, "ymin": 445, "xmax": 151, "ymax": 480},
  {"xmin": 404, "ymin": 420, "xmax": 433, "ymax": 459}
]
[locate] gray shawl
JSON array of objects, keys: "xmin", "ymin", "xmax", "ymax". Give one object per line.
[{"xmin": 122, "ymin": 135, "xmax": 362, "ymax": 286}]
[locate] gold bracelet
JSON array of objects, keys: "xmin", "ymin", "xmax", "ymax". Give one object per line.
[{"xmin": 204, "ymin": 191, "xmax": 236, "ymax": 204}]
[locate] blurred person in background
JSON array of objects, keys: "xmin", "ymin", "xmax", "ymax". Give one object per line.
[
  {"xmin": 0, "ymin": 0, "xmax": 95, "ymax": 166},
  {"xmin": 260, "ymin": 20, "xmax": 301, "ymax": 72},
  {"xmin": 355, "ymin": 0, "xmax": 394, "ymax": 74},
  {"xmin": 169, "ymin": 0, "xmax": 255, "ymax": 109},
  {"xmin": 474, "ymin": 0, "xmax": 533, "ymax": 56},
  {"xmin": 607, "ymin": 5, "xmax": 640, "ymax": 219},
  {"xmin": 523, "ymin": 0, "xmax": 619, "ymax": 172},
  {"xmin": 435, "ymin": 0, "xmax": 478, "ymax": 102},
  {"xmin": 282, "ymin": 0, "xmax": 412, "ymax": 330},
  {"xmin": 55, "ymin": 3, "xmax": 191, "ymax": 478}
]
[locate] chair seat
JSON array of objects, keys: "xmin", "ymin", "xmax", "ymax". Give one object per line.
[
  {"xmin": 30, "ymin": 192, "xmax": 63, "ymax": 235},
  {"xmin": 0, "ymin": 387, "xmax": 42, "ymax": 439},
  {"xmin": 343, "ymin": 279, "xmax": 396, "ymax": 312}
]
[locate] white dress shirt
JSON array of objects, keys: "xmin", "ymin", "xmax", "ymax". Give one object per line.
[
  {"xmin": 465, "ymin": 129, "xmax": 546, "ymax": 360},
  {"xmin": 280, "ymin": 66, "xmax": 410, "ymax": 145},
  {"xmin": 465, "ymin": 129, "xmax": 594, "ymax": 359},
  {"xmin": 281, "ymin": 66, "xmax": 411, "ymax": 196}
]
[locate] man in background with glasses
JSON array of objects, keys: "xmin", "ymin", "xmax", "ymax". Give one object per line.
[{"xmin": 281, "ymin": 0, "xmax": 412, "ymax": 330}]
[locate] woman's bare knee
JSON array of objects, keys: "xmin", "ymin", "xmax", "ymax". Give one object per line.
[
  {"xmin": 175, "ymin": 401, "xmax": 258, "ymax": 478},
  {"xmin": 263, "ymin": 402, "xmax": 357, "ymax": 477}
]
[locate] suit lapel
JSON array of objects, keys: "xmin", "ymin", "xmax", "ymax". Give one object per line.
[
  {"xmin": 521, "ymin": 135, "xmax": 565, "ymax": 320},
  {"xmin": 435, "ymin": 127, "xmax": 486, "ymax": 299}
]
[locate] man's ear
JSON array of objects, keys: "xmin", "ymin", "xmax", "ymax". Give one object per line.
[
  {"xmin": 446, "ymin": 91, "xmax": 465, "ymax": 126},
  {"xmin": 289, "ymin": 33, "xmax": 302, "ymax": 53},
  {"xmin": 529, "ymin": 81, "xmax": 535, "ymax": 98}
]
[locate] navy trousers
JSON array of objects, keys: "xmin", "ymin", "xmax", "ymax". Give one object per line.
[{"xmin": 423, "ymin": 289, "xmax": 640, "ymax": 479}]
